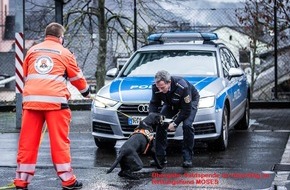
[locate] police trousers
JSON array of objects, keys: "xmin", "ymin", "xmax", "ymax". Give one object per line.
[
  {"xmin": 14, "ymin": 109, "xmax": 77, "ymax": 188},
  {"xmin": 155, "ymin": 103, "xmax": 197, "ymax": 161}
]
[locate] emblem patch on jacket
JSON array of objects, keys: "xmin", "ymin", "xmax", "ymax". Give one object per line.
[
  {"xmin": 34, "ymin": 56, "xmax": 54, "ymax": 74},
  {"xmin": 184, "ymin": 95, "xmax": 191, "ymax": 103}
]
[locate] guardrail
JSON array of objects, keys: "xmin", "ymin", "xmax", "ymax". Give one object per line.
[{"xmin": 0, "ymin": 76, "xmax": 15, "ymax": 86}]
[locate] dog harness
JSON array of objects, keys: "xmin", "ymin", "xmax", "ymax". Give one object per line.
[{"xmin": 130, "ymin": 128, "xmax": 154, "ymax": 154}]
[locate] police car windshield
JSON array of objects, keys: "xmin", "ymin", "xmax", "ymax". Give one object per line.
[{"xmin": 121, "ymin": 50, "xmax": 217, "ymax": 77}]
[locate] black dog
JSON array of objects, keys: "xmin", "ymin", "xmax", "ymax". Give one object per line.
[{"xmin": 106, "ymin": 112, "xmax": 164, "ymax": 179}]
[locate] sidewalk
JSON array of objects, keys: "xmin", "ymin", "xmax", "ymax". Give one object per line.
[{"xmin": 249, "ymin": 108, "xmax": 290, "ymax": 131}]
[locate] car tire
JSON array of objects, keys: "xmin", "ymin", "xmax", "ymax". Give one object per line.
[
  {"xmin": 234, "ymin": 98, "xmax": 249, "ymax": 130},
  {"xmin": 208, "ymin": 106, "xmax": 229, "ymax": 151},
  {"xmin": 94, "ymin": 138, "xmax": 116, "ymax": 149}
]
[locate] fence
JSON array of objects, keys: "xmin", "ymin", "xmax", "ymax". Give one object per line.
[{"xmin": 0, "ymin": 3, "xmax": 289, "ymax": 106}]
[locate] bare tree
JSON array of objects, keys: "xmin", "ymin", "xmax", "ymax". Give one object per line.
[
  {"xmin": 66, "ymin": 0, "xmax": 176, "ymax": 91},
  {"xmin": 24, "ymin": 0, "xmax": 189, "ymax": 91},
  {"xmin": 235, "ymin": 0, "xmax": 290, "ymax": 99},
  {"xmin": 235, "ymin": 1, "xmax": 263, "ymax": 99},
  {"xmin": 259, "ymin": 0, "xmax": 290, "ymax": 40},
  {"xmin": 63, "ymin": 0, "xmax": 189, "ymax": 91}
]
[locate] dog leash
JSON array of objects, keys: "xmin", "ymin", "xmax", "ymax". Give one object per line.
[
  {"xmin": 89, "ymin": 95, "xmax": 131, "ymax": 118},
  {"xmin": 89, "ymin": 95, "xmax": 178, "ymax": 120},
  {"xmin": 0, "ymin": 182, "xmax": 15, "ymax": 190}
]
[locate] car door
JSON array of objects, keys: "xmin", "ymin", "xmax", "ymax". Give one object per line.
[
  {"xmin": 220, "ymin": 48, "xmax": 246, "ymax": 126},
  {"xmin": 226, "ymin": 48, "xmax": 248, "ymax": 105}
]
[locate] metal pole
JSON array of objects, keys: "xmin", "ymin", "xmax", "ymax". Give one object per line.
[
  {"xmin": 55, "ymin": 0, "xmax": 63, "ymax": 25},
  {"xmin": 15, "ymin": 0, "xmax": 25, "ymax": 129},
  {"xmin": 134, "ymin": 0, "xmax": 137, "ymax": 51},
  {"xmin": 274, "ymin": 0, "xmax": 278, "ymax": 99}
]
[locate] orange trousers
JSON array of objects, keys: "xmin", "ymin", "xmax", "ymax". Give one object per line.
[{"xmin": 14, "ymin": 109, "xmax": 77, "ymax": 188}]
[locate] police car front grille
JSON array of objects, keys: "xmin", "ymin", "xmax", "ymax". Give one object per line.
[
  {"xmin": 118, "ymin": 104, "xmax": 141, "ymax": 113},
  {"xmin": 117, "ymin": 104, "xmax": 149, "ymax": 132},
  {"xmin": 92, "ymin": 121, "xmax": 114, "ymax": 134},
  {"xmin": 194, "ymin": 123, "xmax": 216, "ymax": 135},
  {"xmin": 118, "ymin": 105, "xmax": 215, "ymax": 135},
  {"xmin": 117, "ymin": 104, "xmax": 161, "ymax": 133}
]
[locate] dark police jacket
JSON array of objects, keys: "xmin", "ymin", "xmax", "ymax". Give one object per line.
[{"xmin": 149, "ymin": 76, "xmax": 200, "ymax": 126}]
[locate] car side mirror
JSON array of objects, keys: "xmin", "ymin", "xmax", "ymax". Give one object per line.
[
  {"xmin": 106, "ymin": 68, "xmax": 118, "ymax": 78},
  {"xmin": 228, "ymin": 68, "xmax": 243, "ymax": 80}
]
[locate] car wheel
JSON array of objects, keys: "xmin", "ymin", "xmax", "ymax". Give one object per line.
[
  {"xmin": 208, "ymin": 106, "xmax": 229, "ymax": 151},
  {"xmin": 94, "ymin": 138, "xmax": 116, "ymax": 149},
  {"xmin": 234, "ymin": 98, "xmax": 249, "ymax": 130}
]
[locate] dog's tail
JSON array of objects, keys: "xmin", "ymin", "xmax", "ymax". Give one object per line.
[{"xmin": 106, "ymin": 152, "xmax": 124, "ymax": 174}]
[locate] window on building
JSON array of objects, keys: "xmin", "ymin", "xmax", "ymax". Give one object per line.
[{"xmin": 239, "ymin": 50, "xmax": 251, "ymax": 63}]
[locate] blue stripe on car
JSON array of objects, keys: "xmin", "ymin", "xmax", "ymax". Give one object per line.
[
  {"xmin": 185, "ymin": 77, "xmax": 218, "ymax": 90},
  {"xmin": 110, "ymin": 76, "xmax": 219, "ymax": 102},
  {"xmin": 216, "ymin": 92, "xmax": 227, "ymax": 109}
]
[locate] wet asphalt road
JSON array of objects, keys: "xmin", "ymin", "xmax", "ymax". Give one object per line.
[{"xmin": 0, "ymin": 109, "xmax": 290, "ymax": 189}]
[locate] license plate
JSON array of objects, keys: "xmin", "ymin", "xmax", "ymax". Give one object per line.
[{"xmin": 128, "ymin": 116, "xmax": 146, "ymax": 125}]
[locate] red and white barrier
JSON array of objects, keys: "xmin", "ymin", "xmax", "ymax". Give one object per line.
[{"xmin": 15, "ymin": 32, "xmax": 24, "ymax": 93}]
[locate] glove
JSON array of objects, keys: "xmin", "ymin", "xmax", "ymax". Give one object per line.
[{"xmin": 85, "ymin": 93, "xmax": 92, "ymax": 99}]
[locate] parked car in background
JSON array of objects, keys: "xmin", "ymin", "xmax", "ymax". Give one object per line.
[{"xmin": 91, "ymin": 31, "xmax": 250, "ymax": 151}]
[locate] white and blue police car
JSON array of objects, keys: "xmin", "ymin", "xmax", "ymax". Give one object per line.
[{"xmin": 91, "ymin": 32, "xmax": 250, "ymax": 151}]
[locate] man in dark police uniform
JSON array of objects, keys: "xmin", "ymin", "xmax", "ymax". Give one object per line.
[{"xmin": 149, "ymin": 70, "xmax": 200, "ymax": 167}]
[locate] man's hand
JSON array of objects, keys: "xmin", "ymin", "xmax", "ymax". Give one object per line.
[
  {"xmin": 167, "ymin": 122, "xmax": 176, "ymax": 132},
  {"xmin": 86, "ymin": 94, "xmax": 92, "ymax": 99}
]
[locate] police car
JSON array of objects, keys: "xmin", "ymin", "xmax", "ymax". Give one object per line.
[{"xmin": 91, "ymin": 32, "xmax": 249, "ymax": 151}]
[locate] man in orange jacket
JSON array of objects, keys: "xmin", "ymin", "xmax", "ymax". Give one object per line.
[{"xmin": 14, "ymin": 22, "xmax": 90, "ymax": 190}]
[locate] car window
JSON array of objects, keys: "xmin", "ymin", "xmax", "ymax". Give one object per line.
[
  {"xmin": 121, "ymin": 50, "xmax": 218, "ymax": 77},
  {"xmin": 220, "ymin": 48, "xmax": 239, "ymax": 68},
  {"xmin": 225, "ymin": 48, "xmax": 239, "ymax": 68},
  {"xmin": 220, "ymin": 48, "xmax": 239, "ymax": 77}
]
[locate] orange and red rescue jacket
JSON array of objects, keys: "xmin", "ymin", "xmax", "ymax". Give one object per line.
[{"xmin": 22, "ymin": 35, "xmax": 89, "ymax": 110}]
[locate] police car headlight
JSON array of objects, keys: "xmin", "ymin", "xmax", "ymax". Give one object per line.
[
  {"xmin": 93, "ymin": 96, "xmax": 118, "ymax": 108},
  {"xmin": 198, "ymin": 96, "xmax": 215, "ymax": 108}
]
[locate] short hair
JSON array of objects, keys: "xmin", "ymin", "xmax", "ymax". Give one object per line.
[
  {"xmin": 155, "ymin": 70, "xmax": 171, "ymax": 83},
  {"xmin": 44, "ymin": 22, "xmax": 65, "ymax": 38}
]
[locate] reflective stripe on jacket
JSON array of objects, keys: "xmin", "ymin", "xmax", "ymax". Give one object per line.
[{"xmin": 22, "ymin": 36, "xmax": 89, "ymax": 110}]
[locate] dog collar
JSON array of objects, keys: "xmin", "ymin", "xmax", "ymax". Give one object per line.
[{"xmin": 130, "ymin": 128, "xmax": 154, "ymax": 154}]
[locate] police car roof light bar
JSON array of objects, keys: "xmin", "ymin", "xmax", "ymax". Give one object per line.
[{"xmin": 147, "ymin": 32, "xmax": 218, "ymax": 43}]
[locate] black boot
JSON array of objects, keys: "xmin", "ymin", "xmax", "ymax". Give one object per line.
[
  {"xmin": 62, "ymin": 180, "xmax": 83, "ymax": 190},
  {"xmin": 16, "ymin": 187, "xmax": 28, "ymax": 190}
]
